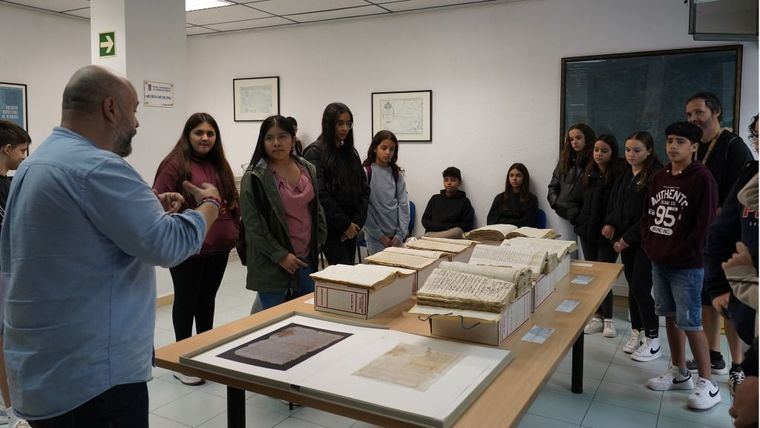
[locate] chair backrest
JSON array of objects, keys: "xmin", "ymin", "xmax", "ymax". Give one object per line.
[
  {"xmin": 535, "ymin": 208, "xmax": 547, "ymax": 229},
  {"xmin": 407, "ymin": 201, "xmax": 416, "ymax": 238}
]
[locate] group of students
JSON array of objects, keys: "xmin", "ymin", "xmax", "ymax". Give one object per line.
[
  {"xmin": 546, "ymin": 92, "xmax": 757, "ymax": 416},
  {"xmin": 0, "ymin": 84, "xmax": 755, "ymax": 424}
]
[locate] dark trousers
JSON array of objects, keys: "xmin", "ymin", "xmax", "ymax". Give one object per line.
[
  {"xmin": 621, "ymin": 245, "xmax": 659, "ymax": 336},
  {"xmin": 323, "ymin": 233, "xmax": 357, "ymax": 266},
  {"xmin": 29, "ymin": 382, "xmax": 148, "ymax": 428},
  {"xmin": 170, "ymin": 252, "xmax": 229, "ymax": 341},
  {"xmin": 580, "ymin": 237, "xmax": 617, "ymax": 319},
  {"xmin": 259, "ymin": 259, "xmax": 316, "ymax": 310}
]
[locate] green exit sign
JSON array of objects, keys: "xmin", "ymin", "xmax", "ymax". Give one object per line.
[{"xmin": 99, "ymin": 32, "xmax": 116, "ymax": 57}]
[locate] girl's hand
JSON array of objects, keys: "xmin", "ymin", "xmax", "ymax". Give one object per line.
[
  {"xmin": 601, "ymin": 225, "xmax": 615, "ymax": 240},
  {"xmin": 278, "ymin": 253, "xmax": 307, "ymax": 274},
  {"xmin": 344, "ymin": 223, "xmax": 360, "ymax": 239}
]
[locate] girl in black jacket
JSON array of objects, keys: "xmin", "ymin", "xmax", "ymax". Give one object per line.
[
  {"xmin": 604, "ymin": 131, "xmax": 662, "ymax": 360},
  {"xmin": 487, "ymin": 162, "xmax": 538, "ymax": 227},
  {"xmin": 568, "ymin": 134, "xmax": 625, "ymax": 338},
  {"xmin": 303, "ymin": 103, "xmax": 369, "ymax": 265},
  {"xmin": 548, "ymin": 123, "xmax": 594, "ymax": 221}
]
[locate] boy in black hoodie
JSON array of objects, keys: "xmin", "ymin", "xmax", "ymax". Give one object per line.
[
  {"xmin": 641, "ymin": 122, "xmax": 720, "ymax": 410},
  {"xmin": 421, "ymin": 166, "xmax": 474, "ymax": 238}
]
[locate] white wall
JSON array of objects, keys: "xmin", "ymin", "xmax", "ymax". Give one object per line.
[
  {"xmin": 186, "ymin": 0, "xmax": 758, "ymax": 239},
  {"xmin": 0, "ymin": 4, "xmax": 90, "ymax": 147}
]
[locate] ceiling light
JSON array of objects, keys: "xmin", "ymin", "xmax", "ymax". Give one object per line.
[{"xmin": 186, "ymin": 0, "xmax": 232, "ymax": 12}]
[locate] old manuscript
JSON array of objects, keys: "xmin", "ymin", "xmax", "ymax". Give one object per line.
[
  {"xmin": 503, "ymin": 237, "xmax": 577, "ymax": 259},
  {"xmin": 310, "ymin": 264, "xmax": 413, "ymax": 289},
  {"xmin": 468, "ymin": 244, "xmax": 548, "ymax": 277},
  {"xmin": 465, "ymin": 224, "xmax": 518, "ymax": 241},
  {"xmin": 353, "ymin": 343, "xmax": 462, "ymax": 391},
  {"xmin": 416, "ymin": 268, "xmax": 515, "ymax": 313},
  {"xmin": 366, "ymin": 250, "xmax": 438, "ymax": 270}
]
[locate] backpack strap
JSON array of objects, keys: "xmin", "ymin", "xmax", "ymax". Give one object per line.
[{"xmin": 364, "ymin": 164, "xmax": 372, "ymax": 184}]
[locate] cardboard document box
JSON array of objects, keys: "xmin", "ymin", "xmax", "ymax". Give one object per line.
[
  {"xmin": 409, "ymin": 290, "xmax": 532, "ymax": 346},
  {"xmin": 532, "ymin": 274, "xmax": 554, "ymax": 312},
  {"xmin": 312, "ymin": 264, "xmax": 415, "ymax": 319},
  {"xmin": 365, "ymin": 249, "xmax": 445, "ymax": 293}
]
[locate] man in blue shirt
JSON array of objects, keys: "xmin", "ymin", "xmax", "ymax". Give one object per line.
[{"xmin": 0, "ymin": 65, "xmax": 222, "ymax": 426}]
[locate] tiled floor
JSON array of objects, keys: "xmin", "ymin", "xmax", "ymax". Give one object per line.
[{"xmin": 149, "ymin": 258, "xmax": 735, "ymax": 427}]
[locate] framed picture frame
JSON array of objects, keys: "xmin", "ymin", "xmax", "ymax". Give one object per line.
[
  {"xmin": 560, "ymin": 45, "xmax": 741, "ymax": 162},
  {"xmin": 371, "ymin": 90, "xmax": 432, "ymax": 142},
  {"xmin": 0, "ymin": 82, "xmax": 28, "ymax": 130},
  {"xmin": 233, "ymin": 76, "xmax": 279, "ymax": 122}
]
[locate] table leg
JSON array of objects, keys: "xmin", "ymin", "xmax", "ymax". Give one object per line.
[
  {"xmin": 227, "ymin": 386, "xmax": 245, "ymax": 428},
  {"xmin": 571, "ymin": 334, "xmax": 583, "ymax": 394}
]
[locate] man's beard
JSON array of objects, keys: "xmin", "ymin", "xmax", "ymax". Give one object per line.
[{"xmin": 114, "ymin": 129, "xmax": 135, "ymax": 157}]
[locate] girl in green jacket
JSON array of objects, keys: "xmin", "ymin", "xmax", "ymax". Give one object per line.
[{"xmin": 241, "ymin": 115, "xmax": 327, "ymax": 310}]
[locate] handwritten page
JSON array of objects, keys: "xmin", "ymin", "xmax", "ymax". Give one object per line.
[
  {"xmin": 442, "ymin": 261, "xmax": 532, "ymax": 298},
  {"xmin": 502, "ymin": 237, "xmax": 577, "ymax": 258},
  {"xmin": 416, "ymin": 268, "xmax": 515, "ymax": 313},
  {"xmin": 406, "ymin": 239, "xmax": 470, "ymax": 254},
  {"xmin": 468, "ymin": 244, "xmax": 547, "ymax": 277}
]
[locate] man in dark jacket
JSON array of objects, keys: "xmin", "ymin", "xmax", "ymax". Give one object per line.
[
  {"xmin": 685, "ymin": 92, "xmax": 754, "ymax": 377},
  {"xmin": 421, "ymin": 166, "xmax": 474, "ymax": 237}
]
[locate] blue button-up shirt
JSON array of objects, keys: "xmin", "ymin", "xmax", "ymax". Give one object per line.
[{"xmin": 0, "ymin": 127, "xmax": 207, "ymax": 419}]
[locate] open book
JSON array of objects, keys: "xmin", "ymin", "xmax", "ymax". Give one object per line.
[
  {"xmin": 465, "ymin": 224, "xmax": 518, "ymax": 241},
  {"xmin": 416, "ymin": 268, "xmax": 516, "ymax": 313},
  {"xmin": 383, "ymin": 246, "xmax": 447, "ymax": 260},
  {"xmin": 468, "ymin": 244, "xmax": 548, "ymax": 278},
  {"xmin": 442, "ymin": 261, "xmax": 532, "ymax": 298},
  {"xmin": 501, "ymin": 237, "xmax": 577, "ymax": 259}
]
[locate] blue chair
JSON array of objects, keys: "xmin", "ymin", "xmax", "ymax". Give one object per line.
[
  {"xmin": 535, "ymin": 208, "xmax": 547, "ymax": 229},
  {"xmin": 407, "ymin": 201, "xmax": 416, "ymax": 238}
]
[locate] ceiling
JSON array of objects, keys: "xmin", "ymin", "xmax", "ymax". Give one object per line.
[{"xmin": 0, "ymin": 0, "xmax": 504, "ymax": 35}]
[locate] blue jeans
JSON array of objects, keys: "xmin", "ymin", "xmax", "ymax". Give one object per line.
[
  {"xmin": 651, "ymin": 263, "xmax": 704, "ymax": 331},
  {"xmin": 258, "ymin": 260, "xmax": 315, "ymax": 310}
]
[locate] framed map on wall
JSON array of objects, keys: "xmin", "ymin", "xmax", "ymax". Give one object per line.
[
  {"xmin": 233, "ymin": 76, "xmax": 279, "ymax": 122},
  {"xmin": 372, "ymin": 90, "xmax": 432, "ymax": 142}
]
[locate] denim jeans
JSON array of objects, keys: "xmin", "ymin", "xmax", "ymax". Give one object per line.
[{"xmin": 651, "ymin": 263, "xmax": 704, "ymax": 331}]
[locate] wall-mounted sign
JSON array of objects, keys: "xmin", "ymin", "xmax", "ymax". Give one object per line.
[
  {"xmin": 143, "ymin": 81, "xmax": 174, "ymax": 108},
  {"xmin": 0, "ymin": 82, "xmax": 28, "ymax": 130},
  {"xmin": 99, "ymin": 31, "xmax": 116, "ymax": 57}
]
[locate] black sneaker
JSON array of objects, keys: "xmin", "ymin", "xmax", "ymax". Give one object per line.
[
  {"xmin": 686, "ymin": 356, "xmax": 729, "ymax": 375},
  {"xmin": 728, "ymin": 367, "xmax": 745, "ymax": 397}
]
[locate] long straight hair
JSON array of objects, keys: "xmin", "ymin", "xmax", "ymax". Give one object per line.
[
  {"xmin": 583, "ymin": 134, "xmax": 624, "ymax": 187},
  {"xmin": 250, "ymin": 115, "xmax": 297, "ymax": 167},
  {"xmin": 363, "ymin": 130, "xmax": 402, "ymax": 174},
  {"xmin": 626, "ymin": 131, "xmax": 660, "ymax": 190},
  {"xmin": 558, "ymin": 123, "xmax": 595, "ymax": 175},
  {"xmin": 155, "ymin": 112, "xmax": 237, "ymax": 209},
  {"xmin": 502, "ymin": 162, "xmax": 531, "ymax": 206},
  {"xmin": 316, "ymin": 102, "xmax": 366, "ymax": 195}
]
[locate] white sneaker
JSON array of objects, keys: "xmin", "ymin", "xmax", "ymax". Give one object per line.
[
  {"xmin": 173, "ymin": 371, "xmax": 205, "ymax": 386},
  {"xmin": 688, "ymin": 377, "xmax": 721, "ymax": 410},
  {"xmin": 623, "ymin": 329, "xmax": 642, "ymax": 354},
  {"xmin": 602, "ymin": 319, "xmax": 617, "ymax": 338},
  {"xmin": 584, "ymin": 317, "xmax": 603, "ymax": 334},
  {"xmin": 646, "ymin": 367, "xmax": 694, "ymax": 391},
  {"xmin": 631, "ymin": 337, "xmax": 662, "ymax": 362},
  {"xmin": 7, "ymin": 407, "xmax": 30, "ymax": 428}
]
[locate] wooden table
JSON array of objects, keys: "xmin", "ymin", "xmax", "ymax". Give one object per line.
[{"xmin": 155, "ymin": 261, "xmax": 622, "ymax": 427}]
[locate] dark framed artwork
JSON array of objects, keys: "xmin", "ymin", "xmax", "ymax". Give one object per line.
[
  {"xmin": 233, "ymin": 76, "xmax": 279, "ymax": 122},
  {"xmin": 371, "ymin": 90, "xmax": 432, "ymax": 142},
  {"xmin": 0, "ymin": 82, "xmax": 28, "ymax": 130},
  {"xmin": 560, "ymin": 45, "xmax": 742, "ymax": 161}
]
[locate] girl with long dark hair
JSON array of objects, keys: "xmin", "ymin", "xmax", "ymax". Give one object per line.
[
  {"xmin": 153, "ymin": 112, "xmax": 240, "ymax": 385},
  {"xmin": 241, "ymin": 115, "xmax": 326, "ymax": 311},
  {"xmin": 487, "ymin": 162, "xmax": 538, "ymax": 227},
  {"xmin": 303, "ymin": 103, "xmax": 369, "ymax": 264},
  {"xmin": 548, "ymin": 123, "xmax": 595, "ymax": 221}
]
